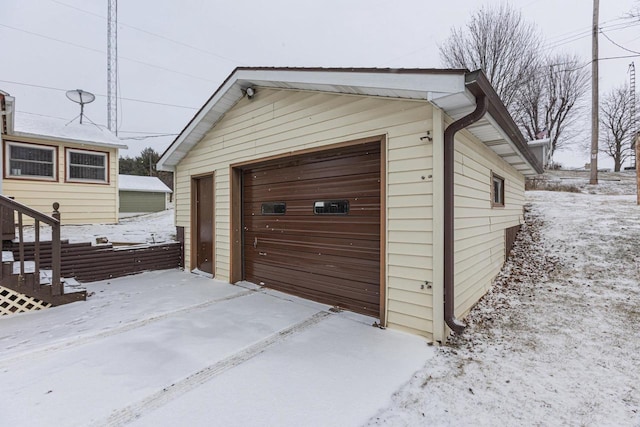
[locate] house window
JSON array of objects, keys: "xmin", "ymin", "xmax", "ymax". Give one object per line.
[
  {"xmin": 491, "ymin": 173, "xmax": 505, "ymax": 207},
  {"xmin": 6, "ymin": 141, "xmax": 56, "ymax": 180},
  {"xmin": 66, "ymin": 149, "xmax": 108, "ymax": 183}
]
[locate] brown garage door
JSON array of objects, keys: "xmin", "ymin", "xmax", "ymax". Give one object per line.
[{"xmin": 243, "ymin": 142, "xmax": 381, "ymax": 317}]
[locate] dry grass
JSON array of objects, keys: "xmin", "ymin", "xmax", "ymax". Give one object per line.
[{"xmin": 525, "ymin": 179, "xmax": 581, "ymax": 193}]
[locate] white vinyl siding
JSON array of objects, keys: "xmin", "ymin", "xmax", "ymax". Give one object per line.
[
  {"xmin": 453, "ymin": 129, "xmax": 525, "ymax": 319},
  {"xmin": 175, "ymin": 88, "xmax": 436, "ymax": 339}
]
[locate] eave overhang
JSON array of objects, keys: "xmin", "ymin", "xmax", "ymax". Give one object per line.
[{"xmin": 157, "ymin": 67, "xmax": 543, "ymax": 176}]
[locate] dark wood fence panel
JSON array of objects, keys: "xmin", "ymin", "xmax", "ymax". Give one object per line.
[
  {"xmin": 505, "ymin": 224, "xmax": 521, "ymax": 257},
  {"xmin": 6, "ymin": 241, "xmax": 182, "ymax": 283}
]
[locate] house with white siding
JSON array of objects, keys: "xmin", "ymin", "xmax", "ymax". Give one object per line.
[
  {"xmin": 157, "ymin": 67, "xmax": 543, "ymax": 342},
  {"xmin": 0, "ymin": 90, "xmax": 126, "ymax": 225}
]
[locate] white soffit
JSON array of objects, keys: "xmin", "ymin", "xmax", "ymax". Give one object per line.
[
  {"xmin": 432, "ymin": 93, "xmax": 538, "ymax": 176},
  {"xmin": 158, "ymin": 68, "xmax": 537, "ymax": 176},
  {"xmin": 158, "ymin": 69, "xmax": 467, "ymax": 170}
]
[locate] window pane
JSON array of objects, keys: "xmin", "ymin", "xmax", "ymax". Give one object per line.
[
  {"xmin": 10, "ymin": 145, "xmax": 53, "ymax": 163},
  {"xmin": 8, "ymin": 145, "xmax": 54, "ymax": 178},
  {"xmin": 492, "ymin": 176, "xmax": 504, "ymax": 205},
  {"xmin": 70, "ymin": 165, "xmax": 105, "ymax": 180},
  {"xmin": 68, "ymin": 150, "xmax": 107, "ymax": 182},
  {"xmin": 70, "ymin": 151, "xmax": 104, "ymax": 167}
]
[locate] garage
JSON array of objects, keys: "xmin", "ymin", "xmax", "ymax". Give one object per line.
[
  {"xmin": 158, "ymin": 68, "xmax": 543, "ymax": 340},
  {"xmin": 118, "ymin": 174, "xmax": 172, "ymax": 214},
  {"xmin": 242, "ymin": 142, "xmax": 382, "ymax": 317}
]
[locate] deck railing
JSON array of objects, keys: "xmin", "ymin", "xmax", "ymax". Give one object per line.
[{"xmin": 0, "ymin": 195, "xmax": 61, "ymax": 295}]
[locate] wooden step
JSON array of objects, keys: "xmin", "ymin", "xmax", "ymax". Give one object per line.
[
  {"xmin": 1, "ymin": 266, "xmax": 87, "ymax": 307},
  {"xmin": 12, "ymin": 260, "xmax": 36, "ymax": 275}
]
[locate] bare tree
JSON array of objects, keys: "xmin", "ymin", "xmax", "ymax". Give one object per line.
[
  {"xmin": 628, "ymin": 0, "xmax": 640, "ymax": 19},
  {"xmin": 600, "ymin": 85, "xmax": 634, "ymax": 171},
  {"xmin": 514, "ymin": 54, "xmax": 590, "ymax": 159},
  {"xmin": 439, "ymin": 3, "xmax": 542, "ymax": 109}
]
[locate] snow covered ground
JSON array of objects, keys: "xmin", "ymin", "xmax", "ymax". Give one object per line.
[
  {"xmin": 20, "ymin": 209, "xmax": 176, "ymax": 245},
  {"xmin": 367, "ymin": 174, "xmax": 640, "ymax": 426},
  {"xmin": 0, "ymin": 271, "xmax": 433, "ymax": 426},
  {"xmin": 1, "ymin": 173, "xmax": 639, "ymax": 426}
]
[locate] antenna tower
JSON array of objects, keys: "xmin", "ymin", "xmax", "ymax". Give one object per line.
[
  {"xmin": 630, "ymin": 63, "xmax": 637, "ymax": 168},
  {"xmin": 107, "ymin": 0, "xmax": 118, "ymax": 135}
]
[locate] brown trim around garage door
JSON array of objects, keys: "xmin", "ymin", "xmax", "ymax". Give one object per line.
[{"xmin": 230, "ymin": 135, "xmax": 386, "ymax": 320}]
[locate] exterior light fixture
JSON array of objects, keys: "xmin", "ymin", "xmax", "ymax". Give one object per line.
[{"xmin": 245, "ymin": 87, "xmax": 255, "ymax": 99}]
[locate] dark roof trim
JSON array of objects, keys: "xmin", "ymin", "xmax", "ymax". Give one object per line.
[
  {"xmin": 234, "ymin": 66, "xmax": 469, "ymax": 74},
  {"xmin": 465, "ymin": 70, "xmax": 544, "ymax": 174},
  {"xmin": 0, "ymin": 93, "xmax": 6, "ymax": 135}
]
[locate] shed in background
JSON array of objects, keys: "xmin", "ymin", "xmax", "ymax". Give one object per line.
[{"xmin": 119, "ymin": 174, "xmax": 172, "ymax": 214}]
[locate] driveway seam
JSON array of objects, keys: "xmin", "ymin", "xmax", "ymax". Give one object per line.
[
  {"xmin": 96, "ymin": 310, "xmax": 332, "ymax": 427},
  {"xmin": 0, "ymin": 288, "xmax": 258, "ymax": 367}
]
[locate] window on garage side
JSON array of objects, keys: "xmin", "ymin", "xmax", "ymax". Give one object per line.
[
  {"xmin": 6, "ymin": 141, "xmax": 56, "ymax": 180},
  {"xmin": 66, "ymin": 148, "xmax": 108, "ymax": 183},
  {"xmin": 491, "ymin": 172, "xmax": 505, "ymax": 207}
]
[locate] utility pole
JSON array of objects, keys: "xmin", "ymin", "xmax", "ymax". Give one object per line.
[
  {"xmin": 107, "ymin": 0, "xmax": 118, "ymax": 135},
  {"xmin": 590, "ymin": 0, "xmax": 599, "ymax": 184},
  {"xmin": 631, "ymin": 63, "xmax": 637, "ymax": 170}
]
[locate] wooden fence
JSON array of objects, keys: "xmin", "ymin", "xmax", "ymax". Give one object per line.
[{"xmin": 5, "ymin": 240, "xmax": 182, "ymax": 283}]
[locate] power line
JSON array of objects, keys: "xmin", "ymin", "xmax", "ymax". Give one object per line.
[
  {"xmin": 118, "ymin": 130, "xmax": 177, "ymax": 135},
  {"xmin": 0, "ymin": 22, "xmax": 103, "ymax": 53},
  {"xmin": 16, "ymin": 110, "xmax": 178, "ymax": 140},
  {"xmin": 118, "ymin": 134, "xmax": 178, "ymax": 140},
  {"xmin": 0, "ymin": 22, "xmax": 218, "ymax": 83},
  {"xmin": 0, "ymin": 79, "xmax": 198, "ymax": 110},
  {"xmin": 600, "ymin": 30, "xmax": 640, "ymax": 55},
  {"xmin": 544, "ymin": 16, "xmax": 629, "ymax": 44},
  {"xmin": 49, "ymin": 0, "xmax": 245, "ymax": 66},
  {"xmin": 544, "ymin": 20, "xmax": 640, "ymax": 50},
  {"xmin": 16, "ymin": 110, "xmax": 70, "ymax": 121}
]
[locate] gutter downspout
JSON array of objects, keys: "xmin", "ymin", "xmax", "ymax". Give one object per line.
[{"xmin": 443, "ymin": 93, "xmax": 488, "ymax": 334}]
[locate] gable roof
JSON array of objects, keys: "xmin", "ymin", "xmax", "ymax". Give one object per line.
[
  {"xmin": 12, "ymin": 113, "xmax": 127, "ymax": 149},
  {"xmin": 157, "ymin": 67, "xmax": 543, "ymax": 176},
  {"xmin": 118, "ymin": 174, "xmax": 172, "ymax": 193}
]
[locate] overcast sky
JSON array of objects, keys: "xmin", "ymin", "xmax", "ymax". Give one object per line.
[{"xmin": 1, "ymin": 0, "xmax": 638, "ymax": 168}]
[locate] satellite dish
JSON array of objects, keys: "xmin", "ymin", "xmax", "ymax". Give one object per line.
[{"xmin": 65, "ymin": 89, "xmax": 95, "ymax": 124}]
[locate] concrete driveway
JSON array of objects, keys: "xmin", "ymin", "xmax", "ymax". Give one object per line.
[{"xmin": 0, "ymin": 270, "xmax": 434, "ymax": 427}]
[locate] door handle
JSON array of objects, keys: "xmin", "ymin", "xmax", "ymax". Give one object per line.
[{"xmin": 253, "ymin": 237, "xmax": 258, "ymax": 248}]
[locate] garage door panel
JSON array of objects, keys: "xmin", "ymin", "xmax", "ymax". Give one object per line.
[
  {"xmin": 245, "ymin": 217, "xmax": 380, "ymax": 236},
  {"xmin": 250, "ymin": 276, "xmax": 379, "ymax": 316},
  {"xmin": 245, "ymin": 264, "xmax": 380, "ymax": 307},
  {"xmin": 243, "ymin": 197, "xmax": 380, "ymax": 217},
  {"xmin": 243, "ymin": 141, "xmax": 381, "ymax": 316},
  {"xmin": 245, "ymin": 263, "xmax": 379, "ymax": 302},
  {"xmin": 243, "ymin": 233, "xmax": 379, "ymax": 260},
  {"xmin": 244, "ymin": 247, "xmax": 379, "ymax": 283},
  {"xmin": 246, "ymin": 152, "xmax": 380, "ymax": 185},
  {"xmin": 246, "ymin": 144, "xmax": 379, "ymax": 173},
  {"xmin": 244, "ymin": 173, "xmax": 381, "ymax": 200}
]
